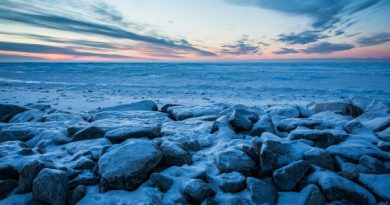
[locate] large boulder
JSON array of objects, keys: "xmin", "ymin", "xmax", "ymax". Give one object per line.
[
  {"xmin": 307, "ymin": 169, "xmax": 376, "ymax": 205},
  {"xmin": 213, "ymin": 171, "xmax": 246, "ymax": 193},
  {"xmin": 277, "ymin": 118, "xmax": 321, "ymax": 132},
  {"xmin": 0, "ymin": 163, "xmax": 18, "ymax": 180},
  {"xmin": 167, "ymin": 105, "xmax": 223, "ymax": 121},
  {"xmin": 160, "ymin": 141, "xmax": 192, "ymax": 166},
  {"xmin": 228, "ymin": 109, "xmax": 259, "ymax": 132},
  {"xmin": 308, "ymin": 102, "xmax": 348, "ymax": 114},
  {"xmin": 358, "ymin": 173, "xmax": 390, "ymax": 202},
  {"xmin": 183, "ymin": 179, "xmax": 215, "ymax": 204},
  {"xmin": 358, "ymin": 155, "xmax": 387, "ymax": 174},
  {"xmin": 0, "ymin": 179, "xmax": 18, "ymax": 200},
  {"xmin": 214, "ymin": 148, "xmax": 256, "ymax": 175},
  {"xmin": 247, "ymin": 177, "xmax": 277, "ymax": 205},
  {"xmin": 288, "ymin": 128, "xmax": 347, "ymax": 148},
  {"xmin": 0, "ymin": 104, "xmax": 28, "ymax": 122},
  {"xmin": 327, "ymin": 140, "xmax": 390, "ymax": 161},
  {"xmin": 266, "ymin": 105, "xmax": 300, "ymax": 118},
  {"xmin": 150, "ymin": 173, "xmax": 173, "ymax": 192},
  {"xmin": 272, "ymin": 160, "xmax": 310, "ymax": 191},
  {"xmin": 277, "ymin": 184, "xmax": 325, "ymax": 205},
  {"xmin": 104, "ymin": 124, "xmax": 161, "ymax": 144},
  {"xmin": 378, "ymin": 127, "xmax": 390, "ymax": 142},
  {"xmin": 0, "ymin": 129, "xmax": 34, "ymax": 143},
  {"xmin": 304, "ymin": 148, "xmax": 334, "ymax": 170},
  {"xmin": 9, "ymin": 109, "xmax": 44, "ymax": 123},
  {"xmin": 19, "ymin": 159, "xmax": 46, "ymax": 193},
  {"xmin": 72, "ymin": 126, "xmax": 105, "ymax": 142},
  {"xmin": 249, "ymin": 115, "xmax": 274, "ymax": 136},
  {"xmin": 32, "ymin": 168, "xmax": 69, "ymax": 205},
  {"xmin": 98, "ymin": 139, "xmax": 162, "ymax": 191},
  {"xmin": 92, "ymin": 100, "xmax": 158, "ymax": 113}
]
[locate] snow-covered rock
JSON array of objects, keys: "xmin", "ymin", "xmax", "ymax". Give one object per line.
[
  {"xmin": 167, "ymin": 105, "xmax": 223, "ymax": 121},
  {"xmin": 358, "ymin": 173, "xmax": 390, "ymax": 202},
  {"xmin": 276, "ymin": 184, "xmax": 325, "ymax": 205},
  {"xmin": 18, "ymin": 159, "xmax": 46, "ymax": 193},
  {"xmin": 214, "ymin": 148, "xmax": 256, "ymax": 175},
  {"xmin": 150, "ymin": 173, "xmax": 173, "ymax": 192},
  {"xmin": 160, "ymin": 141, "xmax": 192, "ymax": 166},
  {"xmin": 247, "ymin": 177, "xmax": 277, "ymax": 205},
  {"xmin": 304, "ymin": 148, "xmax": 334, "ymax": 170},
  {"xmin": 266, "ymin": 105, "xmax": 300, "ymax": 118},
  {"xmin": 92, "ymin": 100, "xmax": 158, "ymax": 113},
  {"xmin": 327, "ymin": 139, "xmax": 390, "ymax": 161},
  {"xmin": 104, "ymin": 123, "xmax": 161, "ymax": 143},
  {"xmin": 183, "ymin": 179, "xmax": 215, "ymax": 204},
  {"xmin": 9, "ymin": 109, "xmax": 44, "ymax": 123},
  {"xmin": 213, "ymin": 171, "xmax": 246, "ymax": 193},
  {"xmin": 228, "ymin": 108, "xmax": 259, "ymax": 132},
  {"xmin": 288, "ymin": 128, "xmax": 347, "ymax": 148},
  {"xmin": 273, "ymin": 160, "xmax": 310, "ymax": 191},
  {"xmin": 0, "ymin": 104, "xmax": 28, "ymax": 122},
  {"xmin": 249, "ymin": 114, "xmax": 274, "ymax": 136},
  {"xmin": 32, "ymin": 168, "xmax": 69, "ymax": 205},
  {"xmin": 72, "ymin": 126, "xmax": 105, "ymax": 142}
]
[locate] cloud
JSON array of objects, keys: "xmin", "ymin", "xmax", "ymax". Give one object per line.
[
  {"xmin": 226, "ymin": 0, "xmax": 382, "ymax": 31},
  {"xmin": 0, "ymin": 0, "xmax": 216, "ymax": 57},
  {"xmin": 273, "ymin": 48, "xmax": 299, "ymax": 55},
  {"xmin": 0, "ymin": 42, "xmax": 137, "ymax": 59},
  {"xmin": 301, "ymin": 42, "xmax": 354, "ymax": 54},
  {"xmin": 220, "ymin": 36, "xmax": 262, "ymax": 55},
  {"xmin": 357, "ymin": 32, "xmax": 390, "ymax": 46},
  {"xmin": 278, "ymin": 30, "xmax": 327, "ymax": 45}
]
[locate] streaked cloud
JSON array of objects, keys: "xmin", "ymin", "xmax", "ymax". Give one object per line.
[
  {"xmin": 273, "ymin": 48, "xmax": 299, "ymax": 55},
  {"xmin": 301, "ymin": 42, "xmax": 354, "ymax": 54},
  {"xmin": 278, "ymin": 30, "xmax": 327, "ymax": 45},
  {"xmin": 357, "ymin": 32, "xmax": 390, "ymax": 46},
  {"xmin": 220, "ymin": 36, "xmax": 262, "ymax": 55}
]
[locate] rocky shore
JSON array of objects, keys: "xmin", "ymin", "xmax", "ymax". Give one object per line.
[{"xmin": 0, "ymin": 98, "xmax": 389, "ymax": 205}]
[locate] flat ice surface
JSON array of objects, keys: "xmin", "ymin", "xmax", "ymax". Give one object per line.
[{"xmin": 0, "ymin": 62, "xmax": 389, "ymax": 110}]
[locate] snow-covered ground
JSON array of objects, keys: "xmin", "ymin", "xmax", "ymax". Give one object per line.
[{"xmin": 0, "ymin": 62, "xmax": 389, "ymax": 205}]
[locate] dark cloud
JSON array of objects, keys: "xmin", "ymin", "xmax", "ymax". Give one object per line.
[
  {"xmin": 226, "ymin": 0, "xmax": 382, "ymax": 31},
  {"xmin": 0, "ymin": 54, "xmax": 48, "ymax": 62},
  {"xmin": 357, "ymin": 32, "xmax": 390, "ymax": 46},
  {"xmin": 0, "ymin": 42, "xmax": 137, "ymax": 59},
  {"xmin": 278, "ymin": 30, "xmax": 327, "ymax": 45},
  {"xmin": 220, "ymin": 36, "xmax": 261, "ymax": 55},
  {"xmin": 0, "ymin": 0, "xmax": 215, "ymax": 57},
  {"xmin": 301, "ymin": 42, "xmax": 354, "ymax": 54},
  {"xmin": 273, "ymin": 48, "xmax": 299, "ymax": 55}
]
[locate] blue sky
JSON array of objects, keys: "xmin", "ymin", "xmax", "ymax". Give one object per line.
[{"xmin": 0, "ymin": 0, "xmax": 389, "ymax": 61}]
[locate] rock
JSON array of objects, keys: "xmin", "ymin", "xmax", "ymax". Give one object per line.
[
  {"xmin": 69, "ymin": 171, "xmax": 99, "ymax": 189},
  {"xmin": 277, "ymin": 184, "xmax": 325, "ymax": 205},
  {"xmin": 339, "ymin": 161, "xmax": 360, "ymax": 180},
  {"xmin": 183, "ymin": 179, "xmax": 215, "ymax": 204},
  {"xmin": 363, "ymin": 116, "xmax": 390, "ymax": 132},
  {"xmin": 150, "ymin": 173, "xmax": 173, "ymax": 192},
  {"xmin": 343, "ymin": 103, "xmax": 363, "ymax": 117},
  {"xmin": 43, "ymin": 113, "xmax": 84, "ymax": 122},
  {"xmin": 0, "ymin": 164, "xmax": 18, "ymax": 180},
  {"xmin": 277, "ymin": 118, "xmax": 321, "ymax": 132},
  {"xmin": 377, "ymin": 141, "xmax": 390, "ymax": 151},
  {"xmin": 160, "ymin": 104, "xmax": 180, "ymax": 113},
  {"xmin": 223, "ymin": 197, "xmax": 251, "ymax": 205},
  {"xmin": 98, "ymin": 139, "xmax": 162, "ymax": 191},
  {"xmin": 358, "ymin": 173, "xmax": 390, "ymax": 202},
  {"xmin": 273, "ymin": 160, "xmax": 310, "ymax": 191},
  {"xmin": 358, "ymin": 155, "xmax": 387, "ymax": 174},
  {"xmin": 249, "ymin": 115, "xmax": 274, "ymax": 136},
  {"xmin": 19, "ymin": 160, "xmax": 46, "ymax": 193},
  {"xmin": 0, "ymin": 129, "xmax": 34, "ymax": 143},
  {"xmin": 304, "ymin": 148, "xmax": 334, "ymax": 170},
  {"xmin": 214, "ymin": 148, "xmax": 256, "ymax": 175},
  {"xmin": 167, "ymin": 105, "xmax": 223, "ymax": 121},
  {"xmin": 288, "ymin": 128, "xmax": 347, "ymax": 148},
  {"xmin": 214, "ymin": 172, "xmax": 246, "ymax": 193},
  {"xmin": 307, "ymin": 169, "xmax": 376, "ymax": 205},
  {"xmin": 73, "ymin": 158, "xmax": 95, "ymax": 170},
  {"xmin": 378, "ymin": 127, "xmax": 390, "ymax": 142},
  {"xmin": 343, "ymin": 119, "xmax": 363, "ymax": 133},
  {"xmin": 0, "ymin": 104, "xmax": 28, "ymax": 122},
  {"xmin": 266, "ymin": 105, "xmax": 300, "ymax": 118},
  {"xmin": 260, "ymin": 139, "xmax": 312, "ymax": 175},
  {"xmin": 9, "ymin": 109, "xmax": 44, "ymax": 123},
  {"xmin": 0, "ymin": 179, "xmax": 18, "ymax": 200},
  {"xmin": 33, "ymin": 168, "xmax": 69, "ymax": 205},
  {"xmin": 308, "ymin": 102, "xmax": 348, "ymax": 114},
  {"xmin": 72, "ymin": 126, "xmax": 105, "ymax": 142},
  {"xmin": 327, "ymin": 140, "xmax": 390, "ymax": 161},
  {"xmin": 93, "ymin": 100, "xmax": 158, "ymax": 112},
  {"xmin": 247, "ymin": 177, "xmax": 277, "ymax": 205},
  {"xmin": 68, "ymin": 185, "xmax": 87, "ymax": 205},
  {"xmin": 228, "ymin": 109, "xmax": 259, "ymax": 132},
  {"xmin": 160, "ymin": 141, "xmax": 192, "ymax": 166},
  {"xmin": 104, "ymin": 124, "xmax": 161, "ymax": 144}
]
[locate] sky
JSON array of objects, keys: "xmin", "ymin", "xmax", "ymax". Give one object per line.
[{"xmin": 0, "ymin": 0, "xmax": 390, "ymax": 61}]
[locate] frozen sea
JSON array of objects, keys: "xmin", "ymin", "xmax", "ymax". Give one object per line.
[{"xmin": 0, "ymin": 62, "xmax": 389, "ymax": 110}]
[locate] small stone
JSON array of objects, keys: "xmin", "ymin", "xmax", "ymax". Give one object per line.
[{"xmin": 358, "ymin": 173, "xmax": 390, "ymax": 202}]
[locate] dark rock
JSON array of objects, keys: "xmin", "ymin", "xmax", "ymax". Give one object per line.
[
  {"xmin": 68, "ymin": 185, "xmax": 87, "ymax": 205},
  {"xmin": 266, "ymin": 105, "xmax": 300, "ymax": 118},
  {"xmin": 167, "ymin": 105, "xmax": 223, "ymax": 121},
  {"xmin": 160, "ymin": 141, "xmax": 192, "ymax": 166},
  {"xmin": 358, "ymin": 173, "xmax": 390, "ymax": 202},
  {"xmin": 378, "ymin": 127, "xmax": 390, "ymax": 142},
  {"xmin": 339, "ymin": 162, "xmax": 360, "ymax": 180},
  {"xmin": 273, "ymin": 160, "xmax": 310, "ymax": 191},
  {"xmin": 247, "ymin": 177, "xmax": 277, "ymax": 205},
  {"xmin": 0, "ymin": 179, "xmax": 18, "ymax": 200},
  {"xmin": 0, "ymin": 104, "xmax": 28, "ymax": 122},
  {"xmin": 358, "ymin": 155, "xmax": 386, "ymax": 174},
  {"xmin": 183, "ymin": 179, "xmax": 215, "ymax": 204},
  {"xmin": 33, "ymin": 168, "xmax": 69, "ymax": 205},
  {"xmin": 19, "ymin": 160, "xmax": 46, "ymax": 193},
  {"xmin": 0, "ymin": 164, "xmax": 18, "ymax": 180},
  {"xmin": 150, "ymin": 173, "xmax": 173, "ymax": 192},
  {"xmin": 160, "ymin": 104, "xmax": 180, "ymax": 113},
  {"xmin": 72, "ymin": 126, "xmax": 105, "ymax": 142},
  {"xmin": 214, "ymin": 148, "xmax": 256, "ymax": 175},
  {"xmin": 0, "ymin": 129, "xmax": 34, "ymax": 143},
  {"xmin": 307, "ymin": 169, "xmax": 376, "ymax": 205},
  {"xmin": 98, "ymin": 139, "xmax": 162, "ymax": 191},
  {"xmin": 104, "ymin": 124, "xmax": 161, "ymax": 144},
  {"xmin": 69, "ymin": 171, "xmax": 99, "ymax": 189},
  {"xmin": 288, "ymin": 128, "xmax": 347, "ymax": 148},
  {"xmin": 73, "ymin": 158, "xmax": 95, "ymax": 170},
  {"xmin": 344, "ymin": 119, "xmax": 363, "ymax": 133},
  {"xmin": 308, "ymin": 102, "xmax": 348, "ymax": 114},
  {"xmin": 9, "ymin": 109, "xmax": 44, "ymax": 123},
  {"xmin": 277, "ymin": 184, "xmax": 325, "ymax": 205},
  {"xmin": 304, "ymin": 148, "xmax": 334, "ymax": 170},
  {"xmin": 343, "ymin": 103, "xmax": 363, "ymax": 117},
  {"xmin": 377, "ymin": 141, "xmax": 390, "ymax": 151},
  {"xmin": 327, "ymin": 140, "xmax": 390, "ymax": 161},
  {"xmin": 223, "ymin": 197, "xmax": 251, "ymax": 205},
  {"xmin": 228, "ymin": 109, "xmax": 259, "ymax": 132},
  {"xmin": 214, "ymin": 171, "xmax": 246, "ymax": 193},
  {"xmin": 277, "ymin": 118, "xmax": 321, "ymax": 132},
  {"xmin": 249, "ymin": 115, "xmax": 274, "ymax": 136}
]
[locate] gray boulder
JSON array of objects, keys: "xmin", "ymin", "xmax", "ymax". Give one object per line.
[
  {"xmin": 358, "ymin": 173, "xmax": 390, "ymax": 202},
  {"xmin": 327, "ymin": 140, "xmax": 390, "ymax": 161},
  {"xmin": 214, "ymin": 171, "xmax": 246, "ymax": 193},
  {"xmin": 0, "ymin": 104, "xmax": 28, "ymax": 122},
  {"xmin": 247, "ymin": 177, "xmax": 277, "ymax": 205},
  {"xmin": 33, "ymin": 168, "xmax": 69, "ymax": 205},
  {"xmin": 288, "ymin": 128, "xmax": 347, "ymax": 148},
  {"xmin": 0, "ymin": 164, "xmax": 18, "ymax": 180},
  {"xmin": 160, "ymin": 141, "xmax": 192, "ymax": 166},
  {"xmin": 249, "ymin": 115, "xmax": 274, "ymax": 136},
  {"xmin": 378, "ymin": 127, "xmax": 390, "ymax": 142},
  {"xmin": 273, "ymin": 160, "xmax": 310, "ymax": 191},
  {"xmin": 93, "ymin": 100, "xmax": 158, "ymax": 113},
  {"xmin": 69, "ymin": 185, "xmax": 87, "ymax": 205},
  {"xmin": 358, "ymin": 155, "xmax": 387, "ymax": 174},
  {"xmin": 104, "ymin": 124, "xmax": 161, "ymax": 144},
  {"xmin": 277, "ymin": 118, "xmax": 321, "ymax": 132},
  {"xmin": 277, "ymin": 184, "xmax": 325, "ymax": 205},
  {"xmin": 19, "ymin": 159, "xmax": 46, "ymax": 193},
  {"xmin": 304, "ymin": 148, "xmax": 334, "ymax": 170},
  {"xmin": 150, "ymin": 173, "xmax": 173, "ymax": 192},
  {"xmin": 9, "ymin": 109, "xmax": 44, "ymax": 123},
  {"xmin": 0, "ymin": 179, "xmax": 18, "ymax": 200},
  {"xmin": 0, "ymin": 129, "xmax": 34, "ymax": 143},
  {"xmin": 228, "ymin": 109, "xmax": 259, "ymax": 132},
  {"xmin": 266, "ymin": 105, "xmax": 300, "ymax": 118},
  {"xmin": 377, "ymin": 141, "xmax": 390, "ymax": 151},
  {"xmin": 98, "ymin": 139, "xmax": 162, "ymax": 191},
  {"xmin": 214, "ymin": 148, "xmax": 256, "ymax": 175},
  {"xmin": 72, "ymin": 126, "xmax": 105, "ymax": 142},
  {"xmin": 183, "ymin": 179, "xmax": 215, "ymax": 204}
]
